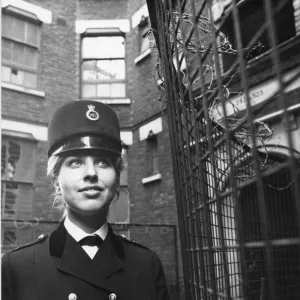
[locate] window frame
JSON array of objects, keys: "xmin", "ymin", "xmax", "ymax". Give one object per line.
[
  {"xmin": 218, "ymin": 0, "xmax": 297, "ymax": 74},
  {"xmin": 1, "ymin": 134, "xmax": 37, "ymax": 219},
  {"xmin": 145, "ymin": 132, "xmax": 159, "ymax": 177},
  {"xmin": 80, "ymin": 29, "xmax": 127, "ymax": 100},
  {"xmin": 138, "ymin": 16, "xmax": 151, "ymax": 55},
  {"xmin": 108, "ymin": 146, "xmax": 130, "ymax": 223},
  {"xmin": 1, "ymin": 8, "xmax": 42, "ymax": 89}
]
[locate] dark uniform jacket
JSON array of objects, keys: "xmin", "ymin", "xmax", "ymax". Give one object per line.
[{"xmin": 1, "ymin": 222, "xmax": 170, "ymax": 300}]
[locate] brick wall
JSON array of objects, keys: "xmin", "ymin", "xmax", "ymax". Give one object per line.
[
  {"xmin": 2, "ymin": 0, "xmax": 77, "ymax": 223},
  {"xmin": 2, "ymin": 0, "xmax": 183, "ymax": 298},
  {"xmin": 78, "ymin": 0, "xmax": 128, "ymax": 19}
]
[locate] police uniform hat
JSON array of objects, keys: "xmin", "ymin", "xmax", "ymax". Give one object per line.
[{"xmin": 48, "ymin": 100, "xmax": 122, "ymax": 157}]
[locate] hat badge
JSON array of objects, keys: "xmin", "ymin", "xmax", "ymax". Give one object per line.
[{"xmin": 86, "ymin": 104, "xmax": 99, "ymax": 121}]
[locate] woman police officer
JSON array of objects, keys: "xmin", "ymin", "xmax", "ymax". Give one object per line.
[{"xmin": 2, "ymin": 100, "xmax": 170, "ymax": 300}]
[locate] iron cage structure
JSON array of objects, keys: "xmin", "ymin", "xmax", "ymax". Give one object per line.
[{"xmin": 146, "ymin": 0, "xmax": 300, "ymax": 299}]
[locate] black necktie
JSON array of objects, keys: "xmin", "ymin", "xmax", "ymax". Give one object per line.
[{"xmin": 79, "ymin": 235, "xmax": 103, "ymax": 247}]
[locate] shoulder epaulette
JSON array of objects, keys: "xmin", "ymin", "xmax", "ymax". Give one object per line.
[
  {"xmin": 119, "ymin": 234, "xmax": 151, "ymax": 251},
  {"xmin": 11, "ymin": 233, "xmax": 48, "ymax": 253}
]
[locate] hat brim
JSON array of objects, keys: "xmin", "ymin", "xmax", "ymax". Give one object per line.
[{"xmin": 50, "ymin": 135, "xmax": 122, "ymax": 157}]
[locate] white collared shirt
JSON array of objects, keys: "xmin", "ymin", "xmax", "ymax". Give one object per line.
[{"xmin": 64, "ymin": 217, "xmax": 108, "ymax": 259}]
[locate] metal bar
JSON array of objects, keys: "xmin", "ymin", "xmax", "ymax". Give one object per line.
[
  {"xmin": 229, "ymin": 1, "xmax": 276, "ymax": 299},
  {"xmin": 152, "ymin": 0, "xmax": 195, "ymax": 298},
  {"xmin": 264, "ymin": 0, "xmax": 300, "ymax": 236},
  {"xmin": 207, "ymin": 1, "xmax": 248, "ymax": 297},
  {"xmin": 190, "ymin": 0, "xmax": 233, "ymax": 298},
  {"xmin": 263, "ymin": 2, "xmax": 300, "ymax": 296},
  {"xmin": 173, "ymin": 1, "xmax": 205, "ymax": 297},
  {"xmin": 174, "ymin": 1, "xmax": 220, "ymax": 299}
]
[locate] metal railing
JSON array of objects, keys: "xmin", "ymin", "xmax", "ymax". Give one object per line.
[{"xmin": 147, "ymin": 0, "xmax": 300, "ymax": 299}]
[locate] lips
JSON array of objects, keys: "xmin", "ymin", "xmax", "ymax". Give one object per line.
[{"xmin": 79, "ymin": 186, "xmax": 103, "ymax": 192}]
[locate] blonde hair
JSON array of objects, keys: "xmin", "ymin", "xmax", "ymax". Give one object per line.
[{"xmin": 47, "ymin": 153, "xmax": 126, "ymax": 218}]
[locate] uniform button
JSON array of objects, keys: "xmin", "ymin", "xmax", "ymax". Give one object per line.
[
  {"xmin": 68, "ymin": 293, "xmax": 77, "ymax": 300},
  {"xmin": 109, "ymin": 293, "xmax": 117, "ymax": 300}
]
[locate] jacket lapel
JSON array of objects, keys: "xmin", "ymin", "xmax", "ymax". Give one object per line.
[
  {"xmin": 91, "ymin": 227, "xmax": 124, "ymax": 278},
  {"xmin": 48, "ymin": 222, "xmax": 124, "ymax": 292}
]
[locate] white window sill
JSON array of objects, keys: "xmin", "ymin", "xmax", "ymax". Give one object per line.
[
  {"xmin": 79, "ymin": 98, "xmax": 131, "ymax": 105},
  {"xmin": 2, "ymin": 82, "xmax": 45, "ymax": 98},
  {"xmin": 142, "ymin": 173, "xmax": 162, "ymax": 184},
  {"xmin": 134, "ymin": 48, "xmax": 151, "ymax": 64}
]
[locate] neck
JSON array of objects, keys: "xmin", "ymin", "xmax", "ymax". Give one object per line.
[{"xmin": 66, "ymin": 209, "xmax": 108, "ymax": 233}]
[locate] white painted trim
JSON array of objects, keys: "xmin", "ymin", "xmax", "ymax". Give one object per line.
[
  {"xmin": 2, "ymin": 0, "xmax": 52, "ymax": 24},
  {"xmin": 76, "ymin": 20, "xmax": 130, "ymax": 34},
  {"xmin": 80, "ymin": 98, "xmax": 131, "ymax": 105},
  {"xmin": 2, "ymin": 82, "xmax": 45, "ymax": 98},
  {"xmin": 134, "ymin": 48, "xmax": 151, "ymax": 64},
  {"xmin": 142, "ymin": 173, "xmax": 162, "ymax": 184},
  {"xmin": 132, "ymin": 4, "xmax": 149, "ymax": 28},
  {"xmin": 1, "ymin": 119, "xmax": 48, "ymax": 141},
  {"xmin": 139, "ymin": 117, "xmax": 163, "ymax": 141},
  {"xmin": 211, "ymin": 67, "xmax": 300, "ymax": 121},
  {"xmin": 255, "ymin": 103, "xmax": 300, "ymax": 122},
  {"xmin": 120, "ymin": 131, "xmax": 133, "ymax": 145}
]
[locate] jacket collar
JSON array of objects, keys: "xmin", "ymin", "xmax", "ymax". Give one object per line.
[{"xmin": 49, "ymin": 221, "xmax": 125, "ymax": 259}]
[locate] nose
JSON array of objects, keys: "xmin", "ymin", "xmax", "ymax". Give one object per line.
[{"xmin": 83, "ymin": 158, "xmax": 98, "ymax": 182}]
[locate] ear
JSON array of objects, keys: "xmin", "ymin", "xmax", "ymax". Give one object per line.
[{"xmin": 54, "ymin": 180, "xmax": 61, "ymax": 192}]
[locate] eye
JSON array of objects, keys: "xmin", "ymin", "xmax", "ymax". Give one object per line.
[
  {"xmin": 96, "ymin": 157, "xmax": 111, "ymax": 168},
  {"xmin": 67, "ymin": 158, "xmax": 83, "ymax": 167}
]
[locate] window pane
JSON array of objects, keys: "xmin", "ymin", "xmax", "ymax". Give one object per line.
[
  {"xmin": 97, "ymin": 84, "xmax": 110, "ymax": 97},
  {"xmin": 24, "ymin": 72, "xmax": 37, "ymax": 89},
  {"xmin": 95, "ymin": 60, "xmax": 125, "ymax": 80},
  {"xmin": 82, "ymin": 60, "xmax": 125, "ymax": 81},
  {"xmin": 96, "ymin": 60, "xmax": 112, "ymax": 80},
  {"xmin": 12, "ymin": 43, "xmax": 26, "ymax": 66},
  {"xmin": 2, "ymin": 39, "xmax": 12, "ymax": 61},
  {"xmin": 1, "ymin": 137, "xmax": 36, "ymax": 182},
  {"xmin": 2, "ymin": 15, "xmax": 14, "ymax": 38},
  {"xmin": 108, "ymin": 36, "xmax": 125, "ymax": 58},
  {"xmin": 2, "ymin": 66, "xmax": 11, "ymax": 82},
  {"xmin": 110, "ymin": 60, "xmax": 125, "ymax": 79},
  {"xmin": 25, "ymin": 47, "xmax": 38, "ymax": 69},
  {"xmin": 82, "ymin": 61, "xmax": 98, "ymax": 81},
  {"xmin": 1, "ymin": 182, "xmax": 34, "ymax": 219},
  {"xmin": 11, "ymin": 69, "xmax": 24, "ymax": 86},
  {"xmin": 82, "ymin": 84, "xmax": 97, "ymax": 98},
  {"xmin": 82, "ymin": 36, "xmax": 125, "ymax": 59},
  {"xmin": 153, "ymin": 155, "xmax": 159, "ymax": 174},
  {"xmin": 115, "ymin": 188, "xmax": 129, "ymax": 222},
  {"xmin": 107, "ymin": 188, "xmax": 129, "ymax": 223},
  {"xmin": 111, "ymin": 83, "xmax": 126, "ymax": 97},
  {"xmin": 26, "ymin": 22, "xmax": 39, "ymax": 46},
  {"xmin": 12, "ymin": 18, "xmax": 26, "ymax": 42}
]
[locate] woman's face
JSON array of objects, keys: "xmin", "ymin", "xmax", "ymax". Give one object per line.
[{"xmin": 57, "ymin": 154, "xmax": 119, "ymax": 216}]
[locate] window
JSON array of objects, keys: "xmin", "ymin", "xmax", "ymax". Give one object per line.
[
  {"xmin": 220, "ymin": 0, "xmax": 296, "ymax": 73},
  {"xmin": 81, "ymin": 32, "xmax": 126, "ymax": 99},
  {"xmin": 146, "ymin": 132, "xmax": 159, "ymax": 177},
  {"xmin": 1, "ymin": 135, "xmax": 37, "ymax": 219},
  {"xmin": 108, "ymin": 147, "xmax": 130, "ymax": 223},
  {"xmin": 138, "ymin": 16, "xmax": 151, "ymax": 54},
  {"xmin": 1, "ymin": 10, "xmax": 41, "ymax": 89}
]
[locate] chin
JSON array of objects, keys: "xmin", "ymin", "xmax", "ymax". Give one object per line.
[{"xmin": 69, "ymin": 205, "xmax": 107, "ymax": 216}]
